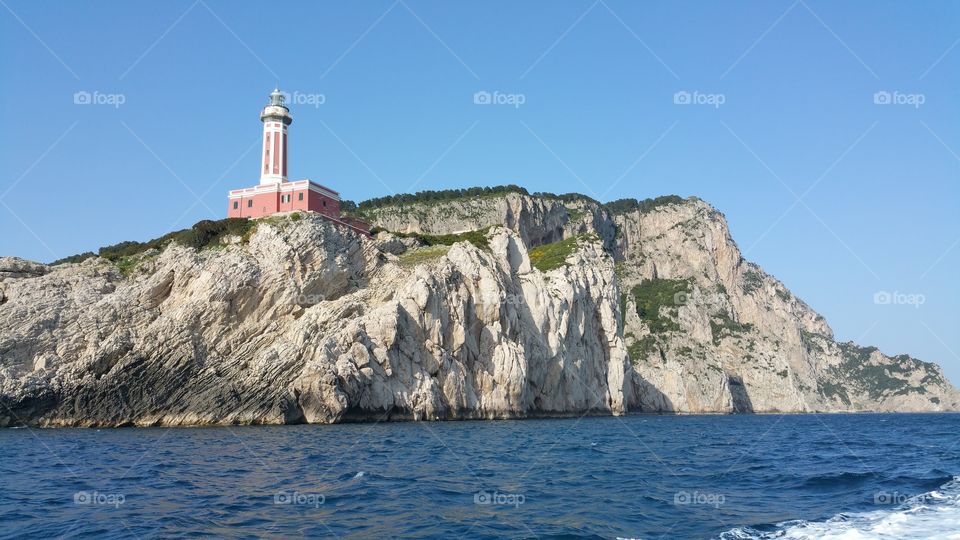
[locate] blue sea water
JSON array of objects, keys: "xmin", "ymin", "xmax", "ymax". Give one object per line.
[{"xmin": 1, "ymin": 413, "xmax": 958, "ymax": 539}]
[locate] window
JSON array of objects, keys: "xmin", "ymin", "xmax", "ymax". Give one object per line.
[
  {"xmin": 233, "ymin": 201, "xmax": 238, "ymax": 210},
  {"xmin": 298, "ymin": 193, "xmax": 304, "ymax": 201},
  {"xmin": 247, "ymin": 200, "xmax": 253, "ymax": 208},
  {"xmin": 323, "ymin": 200, "xmax": 327, "ymax": 207}
]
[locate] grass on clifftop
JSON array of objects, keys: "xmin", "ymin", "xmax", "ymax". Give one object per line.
[
  {"xmin": 350, "ymin": 185, "xmax": 530, "ymax": 213},
  {"xmin": 397, "ymin": 245, "xmax": 451, "ymax": 267},
  {"xmin": 603, "ymin": 195, "xmax": 686, "ymax": 216},
  {"xmin": 52, "ymin": 217, "xmax": 257, "ymax": 266},
  {"xmin": 384, "ymin": 228, "xmax": 492, "ymax": 250},
  {"xmin": 342, "ymin": 185, "xmax": 602, "ymax": 217},
  {"xmin": 527, "ymin": 234, "xmax": 597, "ymax": 272}
]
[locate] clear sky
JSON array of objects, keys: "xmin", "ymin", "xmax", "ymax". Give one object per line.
[{"xmin": 1, "ymin": 1, "xmax": 958, "ymax": 383}]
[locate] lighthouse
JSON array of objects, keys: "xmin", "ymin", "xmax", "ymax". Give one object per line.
[
  {"xmin": 226, "ymin": 89, "xmax": 370, "ymax": 235},
  {"xmin": 259, "ymin": 89, "xmax": 292, "ymax": 185}
]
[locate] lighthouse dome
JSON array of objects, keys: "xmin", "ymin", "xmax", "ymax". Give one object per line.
[{"xmin": 260, "ymin": 89, "xmax": 292, "ymax": 125}]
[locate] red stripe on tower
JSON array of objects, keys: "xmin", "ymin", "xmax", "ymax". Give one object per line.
[{"xmin": 282, "ymin": 129, "xmax": 288, "ymax": 178}]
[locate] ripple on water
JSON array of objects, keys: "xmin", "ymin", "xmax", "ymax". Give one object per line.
[{"xmin": 0, "ymin": 413, "xmax": 958, "ymax": 538}]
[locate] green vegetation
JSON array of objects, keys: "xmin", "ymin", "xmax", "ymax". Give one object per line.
[
  {"xmin": 627, "ymin": 334, "xmax": 659, "ymax": 363},
  {"xmin": 357, "ymin": 185, "xmax": 531, "ymax": 211},
  {"xmin": 535, "ymin": 192, "xmax": 600, "ymax": 205},
  {"xmin": 801, "ymin": 330, "xmax": 826, "ymax": 354},
  {"xmin": 389, "ymin": 228, "xmax": 491, "ymax": 250},
  {"xmin": 115, "ymin": 257, "xmax": 140, "ymax": 277},
  {"xmin": 741, "ymin": 268, "xmax": 763, "ymax": 295},
  {"xmin": 50, "ymin": 252, "xmax": 97, "ymax": 265},
  {"xmin": 775, "ymin": 289, "xmax": 792, "ymax": 302},
  {"xmin": 603, "ymin": 195, "xmax": 685, "ymax": 216},
  {"xmin": 340, "ymin": 200, "xmax": 359, "ymax": 215},
  {"xmin": 396, "ymin": 245, "xmax": 451, "ymax": 267},
  {"xmin": 830, "ymin": 342, "xmax": 928, "ymax": 400},
  {"xmin": 709, "ymin": 311, "xmax": 754, "ymax": 345},
  {"xmin": 629, "ymin": 278, "xmax": 691, "ymax": 333},
  {"xmin": 614, "ymin": 262, "xmax": 628, "ymax": 281},
  {"xmin": 818, "ymin": 380, "xmax": 851, "ymax": 405},
  {"xmin": 52, "ymin": 218, "xmax": 257, "ymax": 268},
  {"xmin": 527, "ymin": 234, "xmax": 597, "ymax": 272}
]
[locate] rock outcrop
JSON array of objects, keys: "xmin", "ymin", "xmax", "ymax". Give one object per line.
[{"xmin": 0, "ymin": 192, "xmax": 956, "ymax": 427}]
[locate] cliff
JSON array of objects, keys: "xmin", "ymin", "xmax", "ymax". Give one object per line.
[{"xmin": 0, "ymin": 192, "xmax": 955, "ymax": 427}]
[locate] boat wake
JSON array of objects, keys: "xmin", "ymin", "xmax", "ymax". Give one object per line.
[{"xmin": 720, "ymin": 476, "xmax": 960, "ymax": 539}]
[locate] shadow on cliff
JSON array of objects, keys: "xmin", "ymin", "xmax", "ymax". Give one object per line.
[
  {"xmin": 631, "ymin": 373, "xmax": 675, "ymax": 413},
  {"xmin": 727, "ymin": 374, "xmax": 754, "ymax": 414}
]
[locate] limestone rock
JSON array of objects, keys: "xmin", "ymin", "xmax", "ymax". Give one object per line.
[{"xmin": 0, "ymin": 194, "xmax": 956, "ymax": 427}]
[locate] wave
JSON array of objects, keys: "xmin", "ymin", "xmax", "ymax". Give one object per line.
[{"xmin": 720, "ymin": 476, "xmax": 960, "ymax": 540}]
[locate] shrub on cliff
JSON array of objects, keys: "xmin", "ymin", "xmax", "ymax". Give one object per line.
[
  {"xmin": 604, "ymin": 195, "xmax": 686, "ymax": 216},
  {"xmin": 53, "ymin": 218, "xmax": 256, "ymax": 265},
  {"xmin": 358, "ymin": 185, "xmax": 530, "ymax": 211}
]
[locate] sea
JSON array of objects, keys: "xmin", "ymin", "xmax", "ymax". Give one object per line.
[{"xmin": 1, "ymin": 413, "xmax": 958, "ymax": 539}]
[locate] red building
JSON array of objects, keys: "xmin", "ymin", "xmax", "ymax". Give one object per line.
[{"xmin": 227, "ymin": 89, "xmax": 369, "ymax": 235}]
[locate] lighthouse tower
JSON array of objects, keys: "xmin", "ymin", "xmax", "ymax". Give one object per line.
[
  {"xmin": 259, "ymin": 88, "xmax": 292, "ymax": 185},
  {"xmin": 226, "ymin": 89, "xmax": 370, "ymax": 235}
]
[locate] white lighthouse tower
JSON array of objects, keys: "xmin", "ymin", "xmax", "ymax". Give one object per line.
[
  {"xmin": 227, "ymin": 89, "xmax": 369, "ymax": 235},
  {"xmin": 259, "ymin": 88, "xmax": 293, "ymax": 185}
]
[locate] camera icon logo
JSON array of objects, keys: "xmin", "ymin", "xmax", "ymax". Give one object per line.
[
  {"xmin": 673, "ymin": 291, "xmax": 690, "ymax": 306},
  {"xmin": 873, "ymin": 91, "xmax": 891, "ymax": 105},
  {"xmin": 474, "ymin": 490, "xmax": 492, "ymax": 505},
  {"xmin": 274, "ymin": 491, "xmax": 292, "ymax": 505},
  {"xmin": 674, "ymin": 491, "xmax": 691, "ymax": 505},
  {"xmin": 474, "ymin": 91, "xmax": 492, "ymax": 105},
  {"xmin": 873, "ymin": 291, "xmax": 892, "ymax": 305},
  {"xmin": 74, "ymin": 491, "xmax": 91, "ymax": 504},
  {"xmin": 73, "ymin": 91, "xmax": 92, "ymax": 105},
  {"xmin": 673, "ymin": 91, "xmax": 691, "ymax": 105}
]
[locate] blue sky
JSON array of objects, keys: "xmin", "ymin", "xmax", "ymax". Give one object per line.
[{"xmin": 1, "ymin": 0, "xmax": 958, "ymax": 384}]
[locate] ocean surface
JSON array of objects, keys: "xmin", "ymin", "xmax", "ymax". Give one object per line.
[{"xmin": 1, "ymin": 413, "xmax": 958, "ymax": 539}]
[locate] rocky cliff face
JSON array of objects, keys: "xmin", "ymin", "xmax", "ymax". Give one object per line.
[
  {"xmin": 0, "ymin": 193, "xmax": 956, "ymax": 427},
  {"xmin": 362, "ymin": 193, "xmax": 959, "ymax": 414},
  {"xmin": 0, "ymin": 214, "xmax": 634, "ymax": 426}
]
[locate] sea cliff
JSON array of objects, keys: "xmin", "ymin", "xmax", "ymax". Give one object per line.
[{"xmin": 0, "ymin": 191, "xmax": 955, "ymax": 426}]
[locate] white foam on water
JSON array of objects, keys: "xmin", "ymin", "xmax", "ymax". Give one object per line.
[
  {"xmin": 721, "ymin": 477, "xmax": 960, "ymax": 540},
  {"xmin": 353, "ymin": 471, "xmax": 365, "ymax": 479}
]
